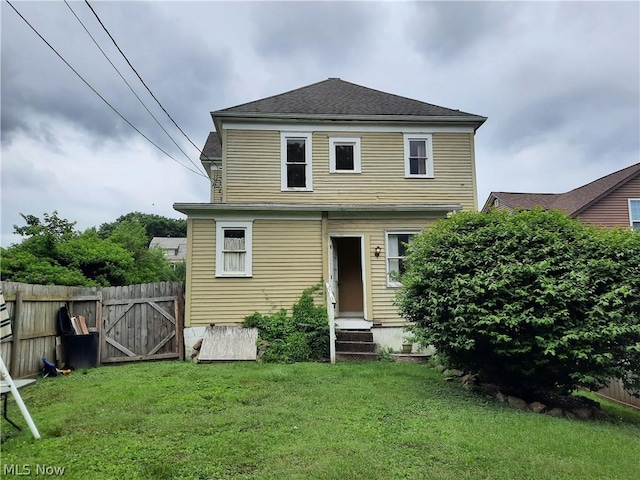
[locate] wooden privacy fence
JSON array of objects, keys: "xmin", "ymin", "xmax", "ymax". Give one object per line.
[
  {"xmin": 597, "ymin": 378, "xmax": 640, "ymax": 410},
  {"xmin": 0, "ymin": 281, "xmax": 184, "ymax": 378}
]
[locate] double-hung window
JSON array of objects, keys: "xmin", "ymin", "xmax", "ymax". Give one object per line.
[
  {"xmin": 216, "ymin": 221, "xmax": 253, "ymax": 277},
  {"xmin": 629, "ymin": 199, "xmax": 640, "ymax": 231},
  {"xmin": 281, "ymin": 132, "xmax": 312, "ymax": 191},
  {"xmin": 386, "ymin": 232, "xmax": 417, "ymax": 286},
  {"xmin": 329, "ymin": 137, "xmax": 361, "ymax": 173},
  {"xmin": 403, "ymin": 134, "xmax": 433, "ymax": 178}
]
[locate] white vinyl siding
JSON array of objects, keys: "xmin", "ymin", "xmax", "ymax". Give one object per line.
[
  {"xmin": 281, "ymin": 132, "xmax": 313, "ymax": 191},
  {"xmin": 329, "ymin": 137, "xmax": 361, "ymax": 173},
  {"xmin": 629, "ymin": 199, "xmax": 640, "ymax": 231},
  {"xmin": 403, "ymin": 134, "xmax": 433, "ymax": 178},
  {"xmin": 215, "ymin": 221, "xmax": 253, "ymax": 277}
]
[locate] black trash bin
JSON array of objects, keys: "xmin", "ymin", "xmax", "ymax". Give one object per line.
[{"xmin": 57, "ymin": 306, "xmax": 99, "ymax": 369}]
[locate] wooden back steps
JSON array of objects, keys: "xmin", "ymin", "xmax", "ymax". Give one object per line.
[{"xmin": 335, "ymin": 330, "xmax": 379, "ymax": 361}]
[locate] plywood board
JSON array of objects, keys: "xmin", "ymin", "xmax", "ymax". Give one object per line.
[{"xmin": 198, "ymin": 326, "xmax": 258, "ymax": 361}]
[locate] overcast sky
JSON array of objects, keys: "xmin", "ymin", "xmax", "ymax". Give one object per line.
[{"xmin": 1, "ymin": 1, "xmax": 638, "ymax": 247}]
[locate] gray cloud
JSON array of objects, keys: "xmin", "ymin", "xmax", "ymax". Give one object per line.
[
  {"xmin": 408, "ymin": 2, "xmax": 517, "ymax": 64},
  {"xmin": 249, "ymin": 2, "xmax": 379, "ymax": 64},
  {"xmin": 1, "ymin": 1, "xmax": 232, "ymax": 155}
]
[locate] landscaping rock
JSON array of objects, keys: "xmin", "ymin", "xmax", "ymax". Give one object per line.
[
  {"xmin": 572, "ymin": 408, "xmax": 593, "ymax": 420},
  {"xmin": 507, "ymin": 396, "xmax": 529, "ymax": 410},
  {"xmin": 529, "ymin": 401, "xmax": 547, "ymax": 413},
  {"xmin": 461, "ymin": 374, "xmax": 476, "ymax": 385},
  {"xmin": 547, "ymin": 408, "xmax": 564, "ymax": 418},
  {"xmin": 564, "ymin": 410, "xmax": 576, "ymax": 419},
  {"xmin": 478, "ymin": 383, "xmax": 499, "ymax": 397}
]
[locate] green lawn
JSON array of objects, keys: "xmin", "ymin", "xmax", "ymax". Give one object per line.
[{"xmin": 1, "ymin": 361, "xmax": 639, "ymax": 479}]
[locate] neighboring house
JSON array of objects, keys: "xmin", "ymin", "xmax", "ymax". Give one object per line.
[
  {"xmin": 482, "ymin": 162, "xmax": 640, "ymax": 230},
  {"xmin": 174, "ymin": 78, "xmax": 486, "ymax": 351},
  {"xmin": 149, "ymin": 237, "xmax": 188, "ymax": 264}
]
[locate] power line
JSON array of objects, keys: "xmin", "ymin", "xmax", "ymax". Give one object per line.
[
  {"xmin": 6, "ymin": 0, "xmax": 208, "ymax": 179},
  {"xmin": 63, "ymin": 0, "xmax": 207, "ymax": 177},
  {"xmin": 84, "ymin": 0, "xmax": 205, "ymax": 156}
]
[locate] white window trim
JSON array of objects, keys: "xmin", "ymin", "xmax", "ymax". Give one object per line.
[
  {"xmin": 281, "ymin": 132, "xmax": 313, "ymax": 192},
  {"xmin": 403, "ymin": 134, "xmax": 434, "ymax": 178},
  {"xmin": 215, "ymin": 220, "xmax": 253, "ymax": 277},
  {"xmin": 329, "ymin": 137, "xmax": 361, "ymax": 173},
  {"xmin": 629, "ymin": 199, "xmax": 640, "ymax": 231},
  {"xmin": 385, "ymin": 230, "xmax": 418, "ymax": 287}
]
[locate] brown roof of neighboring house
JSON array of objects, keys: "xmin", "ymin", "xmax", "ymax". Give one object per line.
[
  {"xmin": 212, "ymin": 78, "xmax": 486, "ymax": 124},
  {"xmin": 200, "ymin": 131, "xmax": 221, "ymax": 161},
  {"xmin": 484, "ymin": 162, "xmax": 640, "ymax": 216}
]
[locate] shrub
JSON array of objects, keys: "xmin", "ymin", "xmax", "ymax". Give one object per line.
[
  {"xmin": 243, "ymin": 284, "xmax": 329, "ymax": 362},
  {"xmin": 396, "ymin": 208, "xmax": 640, "ymax": 397}
]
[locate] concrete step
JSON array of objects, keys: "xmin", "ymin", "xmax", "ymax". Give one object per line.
[
  {"xmin": 335, "ymin": 341, "xmax": 377, "ymax": 353},
  {"xmin": 336, "ymin": 330, "xmax": 374, "ymax": 343},
  {"xmin": 336, "ymin": 352, "xmax": 380, "ymax": 362}
]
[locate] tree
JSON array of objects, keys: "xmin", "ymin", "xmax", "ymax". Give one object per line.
[
  {"xmin": 2, "ymin": 212, "xmax": 179, "ymax": 287},
  {"xmin": 107, "ymin": 221, "xmax": 177, "ymax": 284},
  {"xmin": 98, "ymin": 212, "xmax": 186, "ymax": 243},
  {"xmin": 396, "ymin": 208, "xmax": 640, "ymax": 398}
]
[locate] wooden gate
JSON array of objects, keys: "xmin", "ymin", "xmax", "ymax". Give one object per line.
[{"xmin": 100, "ymin": 282, "xmax": 184, "ymax": 364}]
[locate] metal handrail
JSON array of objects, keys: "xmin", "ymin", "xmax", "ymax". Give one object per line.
[{"xmin": 325, "ymin": 283, "xmax": 336, "ymax": 364}]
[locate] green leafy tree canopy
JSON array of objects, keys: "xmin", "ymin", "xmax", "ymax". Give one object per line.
[{"xmin": 2, "ymin": 212, "xmax": 180, "ymax": 286}]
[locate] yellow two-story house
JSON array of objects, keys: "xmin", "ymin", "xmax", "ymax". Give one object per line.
[{"xmin": 174, "ymin": 78, "xmax": 486, "ymax": 352}]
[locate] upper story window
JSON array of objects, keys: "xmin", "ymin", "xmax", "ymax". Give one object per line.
[
  {"xmin": 216, "ymin": 221, "xmax": 253, "ymax": 277},
  {"xmin": 403, "ymin": 134, "xmax": 433, "ymax": 178},
  {"xmin": 386, "ymin": 231, "xmax": 417, "ymax": 287},
  {"xmin": 281, "ymin": 132, "xmax": 313, "ymax": 191},
  {"xmin": 329, "ymin": 137, "xmax": 361, "ymax": 173},
  {"xmin": 629, "ymin": 199, "xmax": 640, "ymax": 231}
]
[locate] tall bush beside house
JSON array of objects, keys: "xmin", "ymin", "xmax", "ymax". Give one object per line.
[
  {"xmin": 244, "ymin": 284, "xmax": 329, "ymax": 362},
  {"xmin": 396, "ymin": 208, "xmax": 640, "ymax": 398}
]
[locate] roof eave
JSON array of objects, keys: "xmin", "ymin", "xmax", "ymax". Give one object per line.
[
  {"xmin": 570, "ymin": 168, "xmax": 640, "ymax": 217},
  {"xmin": 211, "ymin": 112, "xmax": 487, "ymax": 129},
  {"xmin": 173, "ymin": 202, "xmax": 462, "ymax": 216}
]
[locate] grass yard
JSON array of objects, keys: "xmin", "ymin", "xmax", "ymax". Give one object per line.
[{"xmin": 1, "ymin": 361, "xmax": 639, "ymax": 480}]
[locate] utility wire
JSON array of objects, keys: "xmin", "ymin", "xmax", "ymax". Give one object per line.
[
  {"xmin": 64, "ymin": 0, "xmax": 207, "ymax": 177},
  {"xmin": 84, "ymin": 0, "xmax": 205, "ymax": 156},
  {"xmin": 6, "ymin": 0, "xmax": 208, "ymax": 179}
]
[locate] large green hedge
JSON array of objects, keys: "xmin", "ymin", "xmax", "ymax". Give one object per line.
[{"xmin": 396, "ymin": 208, "xmax": 640, "ymax": 397}]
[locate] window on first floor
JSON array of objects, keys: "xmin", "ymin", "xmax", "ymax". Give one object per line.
[
  {"xmin": 281, "ymin": 132, "xmax": 313, "ymax": 191},
  {"xmin": 403, "ymin": 134, "xmax": 433, "ymax": 178},
  {"xmin": 216, "ymin": 221, "xmax": 253, "ymax": 277},
  {"xmin": 329, "ymin": 137, "xmax": 361, "ymax": 173},
  {"xmin": 386, "ymin": 231, "xmax": 417, "ymax": 286},
  {"xmin": 629, "ymin": 199, "xmax": 640, "ymax": 231}
]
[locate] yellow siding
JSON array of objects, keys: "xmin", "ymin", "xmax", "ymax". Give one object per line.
[
  {"xmin": 327, "ymin": 216, "xmax": 439, "ymax": 327},
  {"xmin": 225, "ymin": 130, "xmax": 476, "ymax": 210},
  {"xmin": 187, "ymin": 218, "xmax": 323, "ymax": 326}
]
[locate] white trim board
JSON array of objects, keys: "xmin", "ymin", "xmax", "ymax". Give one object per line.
[{"xmin": 222, "ymin": 122, "xmax": 475, "ymax": 134}]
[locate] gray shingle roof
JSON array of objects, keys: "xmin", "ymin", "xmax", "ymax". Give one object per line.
[
  {"xmin": 213, "ymin": 78, "xmax": 485, "ymax": 120},
  {"xmin": 149, "ymin": 237, "xmax": 187, "ymax": 262},
  {"xmin": 200, "ymin": 131, "xmax": 221, "ymax": 160},
  {"xmin": 484, "ymin": 163, "xmax": 640, "ymax": 216}
]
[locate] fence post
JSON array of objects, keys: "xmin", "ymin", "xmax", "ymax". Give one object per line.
[
  {"xmin": 9, "ymin": 290, "xmax": 23, "ymax": 377},
  {"xmin": 96, "ymin": 290, "xmax": 103, "ymax": 366}
]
